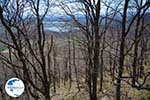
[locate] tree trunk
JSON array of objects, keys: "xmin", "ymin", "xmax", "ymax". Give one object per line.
[{"xmin": 115, "ymin": 1, "xmax": 129, "ymax": 99}]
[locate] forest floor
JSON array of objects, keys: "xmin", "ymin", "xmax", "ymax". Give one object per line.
[{"xmin": 50, "ymin": 72, "xmax": 150, "ymax": 100}]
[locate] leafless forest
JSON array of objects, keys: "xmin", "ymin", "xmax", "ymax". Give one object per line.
[{"xmin": 0, "ymin": 0, "xmax": 150, "ymax": 100}]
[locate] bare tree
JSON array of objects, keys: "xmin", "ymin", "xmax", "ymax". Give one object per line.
[
  {"xmin": 60, "ymin": 0, "xmax": 119, "ymax": 99},
  {"xmin": 115, "ymin": 0, "xmax": 150, "ymax": 100},
  {"xmin": 0, "ymin": 0, "xmax": 55, "ymax": 99}
]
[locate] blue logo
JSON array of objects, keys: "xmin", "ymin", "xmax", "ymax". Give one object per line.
[{"xmin": 5, "ymin": 78, "xmax": 25, "ymax": 97}]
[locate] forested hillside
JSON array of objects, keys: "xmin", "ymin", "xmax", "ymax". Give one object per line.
[{"xmin": 0, "ymin": 0, "xmax": 150, "ymax": 100}]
